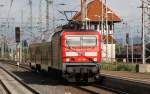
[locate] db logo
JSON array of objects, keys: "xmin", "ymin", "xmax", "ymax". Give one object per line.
[{"xmin": 78, "ymin": 52, "xmax": 85, "ymax": 56}]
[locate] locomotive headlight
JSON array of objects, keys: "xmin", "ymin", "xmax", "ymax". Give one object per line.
[
  {"xmin": 85, "ymin": 52, "xmax": 97, "ymax": 56},
  {"xmin": 66, "ymin": 58, "xmax": 70, "ymax": 62},
  {"xmin": 66, "ymin": 52, "xmax": 78, "ymax": 56},
  {"xmin": 93, "ymin": 58, "xmax": 97, "ymax": 61}
]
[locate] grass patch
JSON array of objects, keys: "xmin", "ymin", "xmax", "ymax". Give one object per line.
[{"xmin": 101, "ymin": 62, "xmax": 138, "ymax": 72}]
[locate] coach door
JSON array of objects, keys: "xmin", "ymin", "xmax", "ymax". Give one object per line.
[{"xmin": 41, "ymin": 45, "xmax": 49, "ymax": 71}]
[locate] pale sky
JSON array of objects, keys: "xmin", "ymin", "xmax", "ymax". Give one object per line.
[
  {"xmin": 0, "ymin": 0, "xmax": 142, "ymax": 44},
  {"xmin": 0, "ymin": 0, "xmax": 141, "ymax": 23}
]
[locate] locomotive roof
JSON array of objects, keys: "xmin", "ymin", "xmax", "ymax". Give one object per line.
[
  {"xmin": 62, "ymin": 29, "xmax": 99, "ymax": 32},
  {"xmin": 29, "ymin": 27, "xmax": 99, "ymax": 46}
]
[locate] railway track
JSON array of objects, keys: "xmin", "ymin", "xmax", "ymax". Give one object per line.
[
  {"xmin": 0, "ymin": 66, "xmax": 39, "ymax": 94},
  {"xmin": 99, "ymin": 74, "xmax": 150, "ymax": 94},
  {"xmin": 5, "ymin": 62, "xmax": 122, "ymax": 94},
  {"xmin": 0, "ymin": 60, "xmax": 130, "ymax": 94},
  {"xmin": 64, "ymin": 86, "xmax": 72, "ymax": 94},
  {"xmin": 101, "ymin": 71, "xmax": 150, "ymax": 84},
  {"xmin": 0, "ymin": 80, "xmax": 11, "ymax": 94},
  {"xmin": 1, "ymin": 61, "xmax": 150, "ymax": 94}
]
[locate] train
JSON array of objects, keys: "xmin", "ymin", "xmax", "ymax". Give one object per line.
[{"xmin": 29, "ymin": 22, "xmax": 102, "ymax": 82}]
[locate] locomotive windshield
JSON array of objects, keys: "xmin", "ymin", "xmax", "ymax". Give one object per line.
[{"xmin": 66, "ymin": 36, "xmax": 97, "ymax": 47}]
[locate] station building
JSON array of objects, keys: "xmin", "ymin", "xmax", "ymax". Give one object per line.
[{"xmin": 72, "ymin": 0, "xmax": 121, "ymax": 62}]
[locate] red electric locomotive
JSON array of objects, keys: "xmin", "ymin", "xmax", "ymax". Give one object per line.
[{"xmin": 29, "ymin": 29, "xmax": 101, "ymax": 82}]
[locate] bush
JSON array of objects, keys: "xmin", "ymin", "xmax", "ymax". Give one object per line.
[{"xmin": 101, "ymin": 62, "xmax": 137, "ymax": 72}]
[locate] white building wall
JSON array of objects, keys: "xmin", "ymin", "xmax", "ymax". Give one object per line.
[{"xmin": 102, "ymin": 44, "xmax": 116, "ymax": 62}]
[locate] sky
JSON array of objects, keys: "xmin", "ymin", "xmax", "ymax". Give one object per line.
[
  {"xmin": 0, "ymin": 0, "xmax": 141, "ymax": 23},
  {"xmin": 0, "ymin": 0, "xmax": 142, "ymax": 44}
]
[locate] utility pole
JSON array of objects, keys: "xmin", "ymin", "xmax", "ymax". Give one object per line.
[
  {"xmin": 101, "ymin": 0, "xmax": 104, "ymax": 37},
  {"xmin": 29, "ymin": 0, "xmax": 33, "ymax": 39},
  {"xmin": 1, "ymin": 35, "xmax": 4, "ymax": 58},
  {"xmin": 46, "ymin": 0, "xmax": 53, "ymax": 31},
  {"xmin": 0, "ymin": 4, "xmax": 4, "ymax": 58},
  {"xmin": 126, "ymin": 33, "xmax": 129, "ymax": 63},
  {"xmin": 85, "ymin": 0, "xmax": 88, "ymax": 29},
  {"xmin": 142, "ymin": 0, "xmax": 145, "ymax": 64},
  {"xmin": 46, "ymin": 0, "xmax": 49, "ymax": 32},
  {"xmin": 101, "ymin": 0, "xmax": 104, "ymax": 61},
  {"xmin": 108, "ymin": 11, "xmax": 114, "ymax": 63},
  {"xmin": 81, "ymin": 0, "xmax": 87, "ymax": 29},
  {"xmin": 105, "ymin": 0, "xmax": 109, "ymax": 62},
  {"xmin": 140, "ymin": 0, "xmax": 150, "ymax": 64},
  {"xmin": 20, "ymin": 9, "xmax": 24, "ymax": 63},
  {"xmin": 15, "ymin": 27, "xmax": 21, "ymax": 63},
  {"xmin": 39, "ymin": 0, "xmax": 42, "ymax": 32},
  {"xmin": 52, "ymin": 0, "xmax": 55, "ymax": 31},
  {"xmin": 131, "ymin": 25, "xmax": 134, "ymax": 64}
]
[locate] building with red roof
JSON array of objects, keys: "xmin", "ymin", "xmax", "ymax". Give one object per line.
[
  {"xmin": 73, "ymin": 0, "xmax": 121, "ymax": 23},
  {"xmin": 72, "ymin": 0, "xmax": 122, "ymax": 62}
]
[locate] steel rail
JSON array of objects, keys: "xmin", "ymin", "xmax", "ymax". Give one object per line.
[
  {"xmin": 2, "ymin": 60, "xmax": 150, "ymax": 94},
  {"xmin": 92, "ymin": 84, "xmax": 128, "ymax": 94},
  {"xmin": 0, "ymin": 80, "xmax": 11, "ymax": 94},
  {"xmin": 101, "ymin": 73, "xmax": 150, "ymax": 84},
  {"xmin": 0, "ymin": 66, "xmax": 40, "ymax": 94}
]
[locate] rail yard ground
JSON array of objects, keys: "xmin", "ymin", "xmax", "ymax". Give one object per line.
[
  {"xmin": 0, "ymin": 0, "xmax": 149, "ymax": 94},
  {"xmin": 101, "ymin": 70, "xmax": 150, "ymax": 83},
  {"xmin": 0, "ymin": 63, "xmax": 39, "ymax": 94},
  {"xmin": 0, "ymin": 60, "xmax": 150, "ymax": 94},
  {"xmin": 0, "ymin": 61, "xmax": 119, "ymax": 94}
]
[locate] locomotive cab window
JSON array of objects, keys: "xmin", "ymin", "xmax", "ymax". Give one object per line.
[
  {"xmin": 66, "ymin": 36, "xmax": 97, "ymax": 47},
  {"xmin": 66, "ymin": 37, "xmax": 80, "ymax": 47},
  {"xmin": 82, "ymin": 36, "xmax": 97, "ymax": 46}
]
